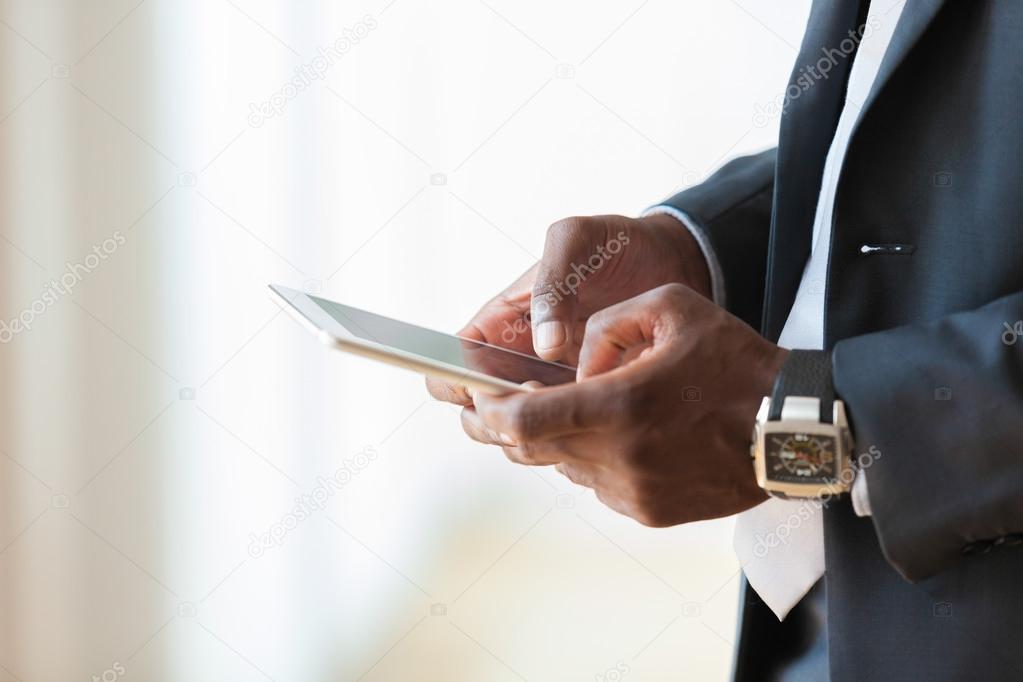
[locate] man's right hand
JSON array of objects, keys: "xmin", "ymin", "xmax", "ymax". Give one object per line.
[{"xmin": 425, "ymin": 212, "xmax": 712, "ymax": 406}]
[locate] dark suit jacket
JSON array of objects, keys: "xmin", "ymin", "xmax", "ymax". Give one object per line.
[{"xmin": 659, "ymin": 1, "xmax": 1023, "ymax": 680}]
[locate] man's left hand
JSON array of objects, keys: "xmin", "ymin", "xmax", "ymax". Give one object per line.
[{"xmin": 467, "ymin": 283, "xmax": 788, "ymax": 526}]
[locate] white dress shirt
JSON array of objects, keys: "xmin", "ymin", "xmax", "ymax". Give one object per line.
[{"xmin": 647, "ymin": 0, "xmax": 907, "ymax": 619}]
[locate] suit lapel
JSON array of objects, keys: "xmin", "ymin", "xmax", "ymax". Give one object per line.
[
  {"xmin": 762, "ymin": 0, "xmax": 948, "ymax": 340},
  {"xmin": 854, "ymin": 0, "xmax": 947, "ymax": 130},
  {"xmin": 762, "ymin": 0, "xmax": 869, "ymax": 340}
]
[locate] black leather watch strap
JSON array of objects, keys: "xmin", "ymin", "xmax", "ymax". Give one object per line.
[{"xmin": 767, "ymin": 350, "xmax": 835, "ymax": 423}]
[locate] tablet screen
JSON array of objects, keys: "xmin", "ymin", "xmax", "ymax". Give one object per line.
[{"xmin": 308, "ymin": 296, "xmax": 577, "ymax": 386}]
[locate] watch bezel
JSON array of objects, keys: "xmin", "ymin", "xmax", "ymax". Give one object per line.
[{"xmin": 752, "ymin": 402, "xmax": 853, "ymax": 499}]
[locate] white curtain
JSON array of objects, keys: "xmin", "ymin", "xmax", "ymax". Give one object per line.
[{"xmin": 0, "ymin": 1, "xmax": 807, "ymax": 679}]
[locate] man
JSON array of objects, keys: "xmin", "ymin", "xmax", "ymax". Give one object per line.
[{"xmin": 428, "ymin": 1, "xmax": 1023, "ymax": 679}]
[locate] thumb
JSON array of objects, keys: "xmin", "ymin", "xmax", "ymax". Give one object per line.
[{"xmin": 531, "ymin": 219, "xmax": 599, "ymax": 360}]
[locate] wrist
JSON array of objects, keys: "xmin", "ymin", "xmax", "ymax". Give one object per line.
[
  {"xmin": 755, "ymin": 345, "xmax": 790, "ymax": 402},
  {"xmin": 641, "ymin": 212, "xmax": 713, "ymax": 299},
  {"xmin": 752, "ymin": 349, "xmax": 856, "ymax": 499},
  {"xmin": 737, "ymin": 345, "xmax": 788, "ymax": 503}
]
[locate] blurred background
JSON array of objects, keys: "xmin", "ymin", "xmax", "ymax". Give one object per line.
[{"xmin": 0, "ymin": 1, "xmax": 810, "ymax": 680}]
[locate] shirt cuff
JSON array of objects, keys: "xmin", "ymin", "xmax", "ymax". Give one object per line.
[
  {"xmin": 851, "ymin": 469, "xmax": 872, "ymax": 517},
  {"xmin": 642, "ymin": 205, "xmax": 727, "ymax": 308}
]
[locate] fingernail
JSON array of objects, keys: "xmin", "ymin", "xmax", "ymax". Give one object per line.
[
  {"xmin": 498, "ymin": 432, "xmax": 517, "ymax": 445},
  {"xmin": 534, "ymin": 321, "xmax": 565, "ymax": 351}
]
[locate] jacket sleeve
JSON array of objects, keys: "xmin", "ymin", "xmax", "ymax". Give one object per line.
[
  {"xmin": 655, "ymin": 148, "xmax": 776, "ymax": 330},
  {"xmin": 832, "ymin": 289, "xmax": 1023, "ymax": 582}
]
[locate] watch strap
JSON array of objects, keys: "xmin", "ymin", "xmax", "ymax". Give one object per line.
[
  {"xmin": 779, "ymin": 396, "xmax": 822, "ymax": 422},
  {"xmin": 767, "ymin": 350, "xmax": 835, "ymax": 423}
]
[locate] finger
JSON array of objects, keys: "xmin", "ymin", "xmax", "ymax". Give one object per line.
[
  {"xmin": 531, "ymin": 218, "xmax": 600, "ymax": 360},
  {"xmin": 555, "ymin": 462, "xmax": 601, "ymax": 490},
  {"xmin": 500, "ymin": 438, "xmax": 572, "ymax": 466},
  {"xmin": 577, "ymin": 285, "xmax": 691, "ymax": 380},
  {"xmin": 473, "ymin": 374, "xmax": 626, "ymax": 442},
  {"xmin": 460, "ymin": 406, "xmax": 515, "ymax": 446},
  {"xmin": 426, "ymin": 376, "xmax": 473, "ymax": 406},
  {"xmin": 464, "ymin": 401, "xmax": 579, "ymax": 465},
  {"xmin": 594, "ymin": 488, "xmax": 633, "ymax": 519},
  {"xmin": 460, "ymin": 304, "xmax": 535, "ymax": 356},
  {"xmin": 425, "ymin": 325, "xmax": 488, "ymax": 405}
]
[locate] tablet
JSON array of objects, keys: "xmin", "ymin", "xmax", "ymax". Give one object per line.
[{"xmin": 269, "ymin": 284, "xmax": 576, "ymax": 394}]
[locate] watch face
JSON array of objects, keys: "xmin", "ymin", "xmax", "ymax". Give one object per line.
[{"xmin": 766, "ymin": 432, "xmax": 838, "ymax": 483}]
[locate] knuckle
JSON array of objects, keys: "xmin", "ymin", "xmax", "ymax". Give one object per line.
[
  {"xmin": 594, "ymin": 488, "xmax": 616, "ymax": 511},
  {"xmin": 626, "ymin": 483, "xmax": 664, "ymax": 527},
  {"xmin": 633, "ymin": 507, "xmax": 664, "ymax": 528},
  {"xmin": 557, "ymin": 463, "xmax": 580, "ymax": 484},
  {"xmin": 652, "ymin": 282, "xmax": 687, "ymax": 304},
  {"xmin": 531, "ymin": 281, "xmax": 559, "ymax": 308},
  {"xmin": 584, "ymin": 311, "xmax": 608, "ymax": 337},
  {"xmin": 459, "ymin": 410, "xmax": 486, "ymax": 442},
  {"xmin": 506, "ymin": 441, "xmax": 555, "ymax": 466},
  {"xmin": 513, "ymin": 441, "xmax": 538, "ymax": 464},
  {"xmin": 545, "ymin": 217, "xmax": 586, "ymax": 243},
  {"xmin": 593, "ymin": 488, "xmax": 610, "ymax": 506},
  {"xmin": 502, "ymin": 446, "xmax": 527, "ymax": 465}
]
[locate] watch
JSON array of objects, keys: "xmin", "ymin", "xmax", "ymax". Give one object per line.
[{"xmin": 751, "ymin": 350, "xmax": 854, "ymax": 499}]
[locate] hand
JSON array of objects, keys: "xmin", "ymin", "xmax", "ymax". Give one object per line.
[
  {"xmin": 469, "ymin": 283, "xmax": 788, "ymax": 526},
  {"xmin": 527, "ymin": 213, "xmax": 711, "ymax": 361},
  {"xmin": 425, "ymin": 213, "xmax": 711, "ymax": 406}
]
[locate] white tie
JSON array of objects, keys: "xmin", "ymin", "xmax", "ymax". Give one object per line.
[
  {"xmin": 734, "ymin": 498, "xmax": 824, "ymax": 620},
  {"xmin": 731, "ymin": 0, "xmax": 906, "ymax": 619}
]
